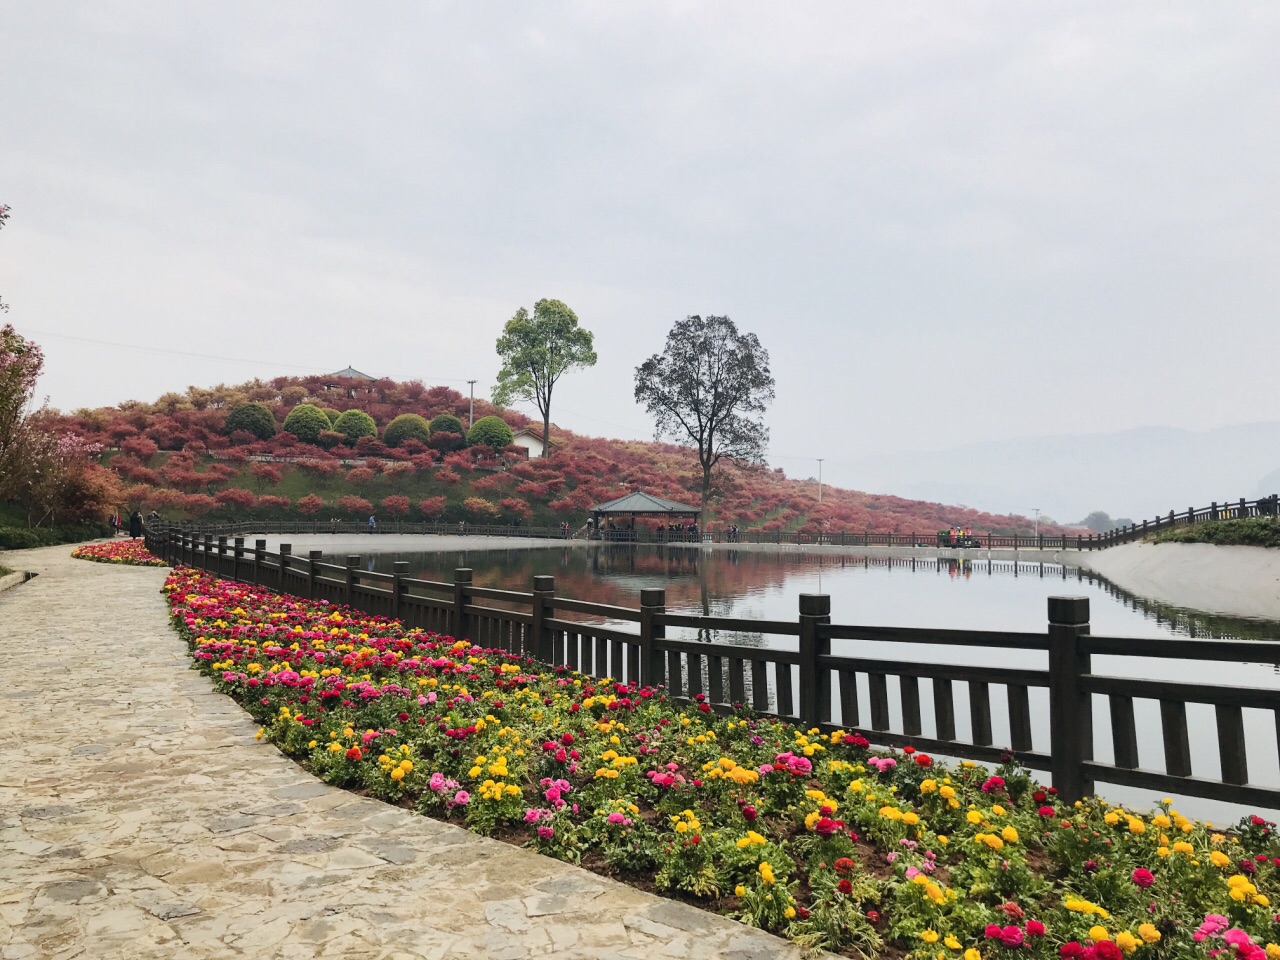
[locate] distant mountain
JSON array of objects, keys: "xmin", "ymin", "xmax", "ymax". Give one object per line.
[{"xmin": 847, "ymin": 423, "xmax": 1280, "ymax": 525}]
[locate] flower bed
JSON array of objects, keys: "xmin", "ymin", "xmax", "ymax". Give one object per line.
[
  {"xmin": 72, "ymin": 540, "xmax": 166, "ymax": 566},
  {"xmin": 166, "ymin": 566, "xmax": 1280, "ymax": 958}
]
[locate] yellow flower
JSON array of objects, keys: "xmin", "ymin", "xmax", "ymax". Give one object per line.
[
  {"xmin": 1127, "ymin": 818, "xmax": 1146, "ymax": 835},
  {"xmin": 1001, "ymin": 826, "xmax": 1019, "ymax": 843},
  {"xmin": 1256, "ymin": 895, "xmax": 1271, "ymax": 908},
  {"xmin": 735, "ymin": 885, "xmax": 746, "ymax": 897},
  {"xmin": 390, "ymin": 767, "xmax": 405, "ymax": 781},
  {"xmin": 920, "ymin": 779, "xmax": 937, "ymax": 794},
  {"xmin": 903, "ymin": 812, "xmax": 920, "ymax": 826},
  {"xmin": 1265, "ymin": 945, "xmax": 1280, "ymax": 960},
  {"xmin": 1172, "ymin": 841, "xmax": 1194, "ymax": 855},
  {"xmin": 784, "ymin": 906, "xmax": 796, "ymax": 919},
  {"xmin": 921, "ymin": 930, "xmax": 940, "ymax": 944},
  {"xmin": 991, "ymin": 804, "xmax": 1006, "ymax": 816},
  {"xmin": 966, "ymin": 810, "xmax": 983, "ymax": 825},
  {"xmin": 965, "ymin": 950, "xmax": 982, "ymax": 960},
  {"xmin": 1138, "ymin": 924, "xmax": 1161, "ymax": 945},
  {"xmin": 1089, "ymin": 926, "xmax": 1110, "ymax": 942},
  {"xmin": 1104, "ymin": 812, "xmax": 1120, "ymax": 826},
  {"xmin": 254, "ymin": 728, "xmax": 264, "ymax": 740},
  {"xmin": 1115, "ymin": 932, "xmax": 1139, "ymax": 955},
  {"xmin": 1210, "ymin": 851, "xmax": 1231, "ymax": 868},
  {"xmin": 937, "ymin": 835, "xmax": 949, "ymax": 845},
  {"xmin": 945, "ymin": 936, "xmax": 962, "ymax": 950},
  {"xmin": 759, "ymin": 862, "xmax": 776, "ymax": 885}
]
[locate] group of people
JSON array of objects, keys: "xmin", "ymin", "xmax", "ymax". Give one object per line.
[{"xmin": 108, "ymin": 510, "xmax": 149, "ymax": 539}]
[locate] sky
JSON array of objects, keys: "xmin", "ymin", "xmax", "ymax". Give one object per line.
[{"xmin": 2, "ymin": 2, "xmax": 1278, "ymax": 510}]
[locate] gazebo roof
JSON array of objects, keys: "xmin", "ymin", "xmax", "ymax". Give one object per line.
[
  {"xmin": 591, "ymin": 491, "xmax": 700, "ymax": 516},
  {"xmin": 329, "ymin": 366, "xmax": 376, "ymax": 380}
]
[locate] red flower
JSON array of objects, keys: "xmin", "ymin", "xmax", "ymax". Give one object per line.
[
  {"xmin": 915, "ymin": 754, "xmax": 933, "ymax": 767},
  {"xmin": 834, "ymin": 857, "xmax": 856, "ymax": 875},
  {"xmin": 345, "ymin": 746, "xmax": 362, "ymax": 761},
  {"xmin": 1033, "ymin": 790, "xmax": 1048, "ymax": 802},
  {"xmin": 743, "ymin": 805, "xmax": 758, "ymax": 821},
  {"xmin": 1039, "ymin": 806, "xmax": 1056, "ymax": 817},
  {"xmin": 1060, "ymin": 943, "xmax": 1085, "ymax": 959},
  {"xmin": 838, "ymin": 879, "xmax": 853, "ymax": 894},
  {"xmin": 1131, "ymin": 868, "xmax": 1155, "ymax": 888},
  {"xmin": 1002, "ymin": 902, "xmax": 1025, "ymax": 920},
  {"xmin": 903, "ymin": 745, "xmax": 916, "ymax": 754},
  {"xmin": 1095, "ymin": 941, "xmax": 1122, "ymax": 960},
  {"xmin": 1027, "ymin": 920, "xmax": 1046, "ymax": 937},
  {"xmin": 796, "ymin": 906, "xmax": 810, "ymax": 919},
  {"xmin": 865, "ymin": 910, "xmax": 880, "ymax": 925}
]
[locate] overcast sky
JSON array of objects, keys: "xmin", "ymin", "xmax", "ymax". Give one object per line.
[{"xmin": 3, "ymin": 2, "xmax": 1277, "ymax": 500}]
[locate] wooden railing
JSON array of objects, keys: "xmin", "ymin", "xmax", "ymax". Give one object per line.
[
  {"xmin": 149, "ymin": 526, "xmax": 1280, "ymax": 808},
  {"xmin": 1084, "ymin": 493, "xmax": 1280, "ymax": 548}
]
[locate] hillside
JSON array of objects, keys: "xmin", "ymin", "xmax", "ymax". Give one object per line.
[{"xmin": 52, "ymin": 374, "xmax": 1068, "ymax": 537}]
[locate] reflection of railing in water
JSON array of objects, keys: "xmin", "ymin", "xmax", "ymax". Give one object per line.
[{"xmin": 153, "ymin": 526, "xmax": 1280, "ymax": 811}]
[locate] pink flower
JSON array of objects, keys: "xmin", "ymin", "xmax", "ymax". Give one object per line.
[
  {"xmin": 536, "ymin": 825, "xmax": 554, "ymax": 840},
  {"xmin": 1027, "ymin": 920, "xmax": 1046, "ymax": 937},
  {"xmin": 999, "ymin": 926, "xmax": 1025, "ymax": 948},
  {"xmin": 1132, "ymin": 868, "xmax": 1155, "ymax": 888},
  {"xmin": 453, "ymin": 790, "xmax": 469, "ymax": 805}
]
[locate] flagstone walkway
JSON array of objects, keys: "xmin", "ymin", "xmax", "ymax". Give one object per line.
[{"xmin": 0, "ymin": 545, "xmax": 811, "ymax": 960}]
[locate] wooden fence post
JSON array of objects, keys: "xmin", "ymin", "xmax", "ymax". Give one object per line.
[
  {"xmin": 639, "ymin": 587, "xmax": 666, "ymax": 689},
  {"xmin": 233, "ymin": 537, "xmax": 244, "ymax": 581},
  {"xmin": 392, "ymin": 561, "xmax": 408, "ymax": 619},
  {"xmin": 253, "ymin": 539, "xmax": 266, "ymax": 585},
  {"xmin": 278, "ymin": 544, "xmax": 291, "ymax": 592},
  {"xmin": 345, "ymin": 556, "xmax": 360, "ymax": 606},
  {"xmin": 531, "ymin": 575, "xmax": 554, "ymax": 663},
  {"xmin": 1048, "ymin": 596, "xmax": 1093, "ymax": 802},
  {"xmin": 798, "ymin": 593, "xmax": 831, "ymax": 728},
  {"xmin": 453, "ymin": 568, "xmax": 473, "ymax": 641},
  {"xmin": 308, "ymin": 550, "xmax": 323, "ymax": 599}
]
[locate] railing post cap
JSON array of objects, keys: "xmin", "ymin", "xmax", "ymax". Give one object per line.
[
  {"xmin": 799, "ymin": 593, "xmax": 831, "ymax": 616},
  {"xmin": 1048, "ymin": 595, "xmax": 1090, "ymax": 625},
  {"xmin": 255, "ymin": 539, "xmax": 267, "ymax": 549},
  {"xmin": 533, "ymin": 574, "xmax": 555, "ymax": 591},
  {"xmin": 310, "ymin": 549, "xmax": 324, "ymax": 558},
  {"xmin": 393, "ymin": 561, "xmax": 409, "ymax": 573},
  {"xmin": 280, "ymin": 543, "xmax": 291, "ymax": 553},
  {"xmin": 454, "ymin": 567, "xmax": 473, "ymax": 583},
  {"xmin": 346, "ymin": 555, "xmax": 361, "ymax": 566},
  {"xmin": 640, "ymin": 587, "xmax": 666, "ymax": 606}
]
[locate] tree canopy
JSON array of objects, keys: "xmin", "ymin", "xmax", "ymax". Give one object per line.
[
  {"xmin": 634, "ymin": 315, "xmax": 775, "ymax": 516},
  {"xmin": 491, "ymin": 299, "xmax": 596, "ymax": 457}
]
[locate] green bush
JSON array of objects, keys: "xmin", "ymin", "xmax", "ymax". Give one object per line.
[
  {"xmin": 321, "ymin": 407, "xmax": 343, "ymax": 425},
  {"xmin": 0, "ymin": 521, "xmax": 110, "ymax": 550},
  {"xmin": 1153, "ymin": 518, "xmax": 1280, "ymax": 548},
  {"xmin": 224, "ymin": 402, "xmax": 277, "ymax": 440},
  {"xmin": 467, "ymin": 415, "xmax": 514, "ymax": 450},
  {"xmin": 383, "ymin": 413, "xmax": 432, "ymax": 448},
  {"xmin": 332, "ymin": 409, "xmax": 378, "ymax": 443},
  {"xmin": 282, "ymin": 404, "xmax": 332, "ymax": 444},
  {"xmin": 429, "ymin": 413, "xmax": 465, "ymax": 437}
]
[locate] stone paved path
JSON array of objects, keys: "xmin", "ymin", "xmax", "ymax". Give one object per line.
[{"xmin": 0, "ymin": 545, "xmax": 813, "ymax": 960}]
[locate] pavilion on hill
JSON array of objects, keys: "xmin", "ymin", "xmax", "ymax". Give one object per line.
[
  {"xmin": 589, "ymin": 491, "xmax": 700, "ymax": 541},
  {"xmin": 328, "ymin": 365, "xmax": 376, "ymax": 381}
]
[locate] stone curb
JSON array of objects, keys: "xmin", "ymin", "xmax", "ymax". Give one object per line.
[{"xmin": 0, "ymin": 568, "xmax": 33, "ymax": 594}]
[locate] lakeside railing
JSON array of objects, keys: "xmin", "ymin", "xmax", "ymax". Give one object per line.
[{"xmin": 149, "ymin": 526, "xmax": 1280, "ymax": 809}]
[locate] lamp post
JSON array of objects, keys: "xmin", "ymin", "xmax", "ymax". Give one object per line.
[
  {"xmin": 817, "ymin": 459, "xmax": 824, "ymax": 504},
  {"xmin": 467, "ymin": 380, "xmax": 477, "ymax": 429},
  {"xmin": 1033, "ymin": 508, "xmax": 1040, "ymax": 538}
]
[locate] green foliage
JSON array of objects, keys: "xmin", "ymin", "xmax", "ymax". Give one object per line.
[
  {"xmin": 492, "ymin": 298, "xmax": 596, "ymax": 458},
  {"xmin": 321, "ymin": 407, "xmax": 342, "ymax": 425},
  {"xmin": 429, "ymin": 413, "xmax": 464, "ymax": 436},
  {"xmin": 331, "ymin": 409, "xmax": 378, "ymax": 443},
  {"xmin": 282, "ymin": 404, "xmax": 332, "ymax": 444},
  {"xmin": 0, "ymin": 519, "xmax": 109, "ymax": 549},
  {"xmin": 467, "ymin": 416, "xmax": 514, "ymax": 450},
  {"xmin": 1153, "ymin": 517, "xmax": 1280, "ymax": 548},
  {"xmin": 383, "ymin": 413, "xmax": 431, "ymax": 448},
  {"xmin": 224, "ymin": 402, "xmax": 277, "ymax": 440},
  {"xmin": 634, "ymin": 315, "xmax": 775, "ymax": 514}
]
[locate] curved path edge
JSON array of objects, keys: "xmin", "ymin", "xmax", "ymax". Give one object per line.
[{"xmin": 0, "ymin": 545, "xmax": 813, "ymax": 960}]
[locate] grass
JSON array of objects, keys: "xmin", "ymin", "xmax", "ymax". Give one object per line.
[{"xmin": 1152, "ymin": 517, "xmax": 1280, "ymax": 548}]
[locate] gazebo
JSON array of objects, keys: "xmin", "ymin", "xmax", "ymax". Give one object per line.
[{"xmin": 589, "ymin": 491, "xmax": 700, "ymax": 541}]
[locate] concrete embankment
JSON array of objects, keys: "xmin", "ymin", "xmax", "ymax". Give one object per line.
[{"xmin": 1071, "ymin": 541, "xmax": 1280, "ymax": 620}]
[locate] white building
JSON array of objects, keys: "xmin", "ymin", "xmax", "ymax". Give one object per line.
[{"xmin": 511, "ymin": 427, "xmax": 557, "ymax": 458}]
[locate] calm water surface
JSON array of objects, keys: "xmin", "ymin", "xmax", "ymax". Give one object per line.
[{"xmin": 333, "ymin": 544, "xmax": 1280, "ymax": 821}]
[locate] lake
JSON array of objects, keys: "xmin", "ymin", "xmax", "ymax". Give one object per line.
[{"xmin": 328, "ymin": 542, "xmax": 1280, "ymax": 821}]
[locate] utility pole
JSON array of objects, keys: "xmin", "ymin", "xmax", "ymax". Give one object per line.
[
  {"xmin": 467, "ymin": 380, "xmax": 477, "ymax": 429},
  {"xmin": 817, "ymin": 459, "xmax": 824, "ymax": 504},
  {"xmin": 1033, "ymin": 508, "xmax": 1040, "ymax": 538}
]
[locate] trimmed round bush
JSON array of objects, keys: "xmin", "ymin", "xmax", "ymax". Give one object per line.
[
  {"xmin": 383, "ymin": 413, "xmax": 431, "ymax": 448},
  {"xmin": 429, "ymin": 413, "xmax": 465, "ymax": 437},
  {"xmin": 321, "ymin": 407, "xmax": 342, "ymax": 425},
  {"xmin": 282, "ymin": 404, "xmax": 332, "ymax": 444},
  {"xmin": 224, "ymin": 402, "xmax": 276, "ymax": 440},
  {"xmin": 467, "ymin": 415, "xmax": 514, "ymax": 450},
  {"xmin": 332, "ymin": 409, "xmax": 378, "ymax": 443}
]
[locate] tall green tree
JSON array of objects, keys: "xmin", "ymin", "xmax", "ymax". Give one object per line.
[
  {"xmin": 634, "ymin": 315, "xmax": 775, "ymax": 517},
  {"xmin": 491, "ymin": 299, "xmax": 596, "ymax": 457}
]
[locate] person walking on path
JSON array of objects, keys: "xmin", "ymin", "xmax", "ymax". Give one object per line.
[
  {"xmin": 128, "ymin": 510, "xmax": 142, "ymax": 539},
  {"xmin": 368, "ymin": 514, "xmax": 377, "ymax": 533}
]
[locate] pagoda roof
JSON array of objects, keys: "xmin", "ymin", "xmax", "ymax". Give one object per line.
[
  {"xmin": 329, "ymin": 366, "xmax": 376, "ymax": 380},
  {"xmin": 591, "ymin": 490, "xmax": 700, "ymax": 516}
]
